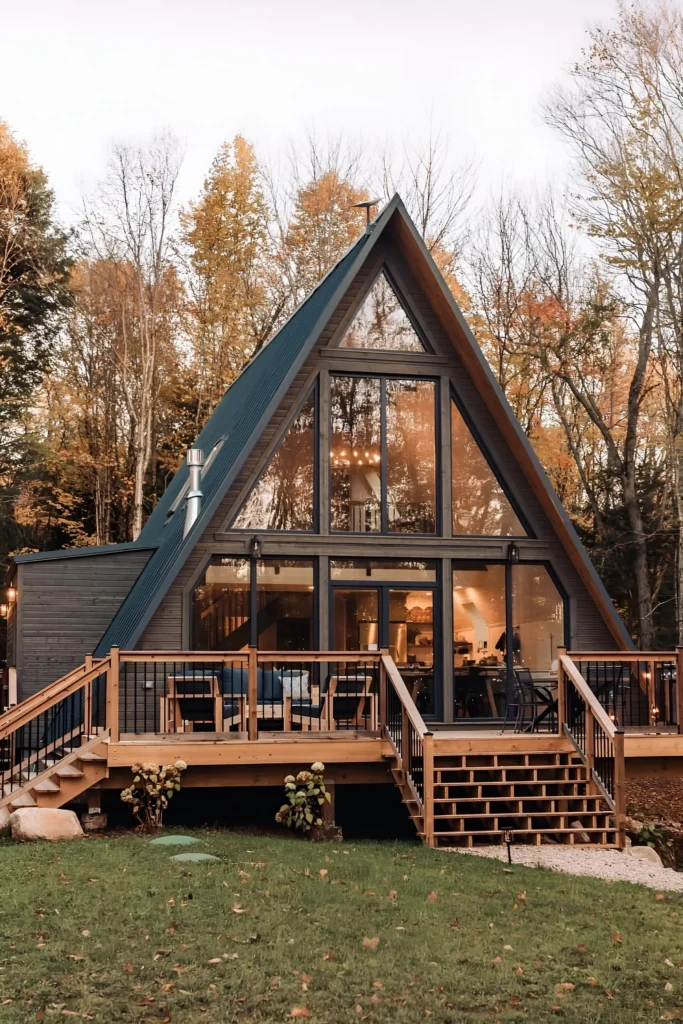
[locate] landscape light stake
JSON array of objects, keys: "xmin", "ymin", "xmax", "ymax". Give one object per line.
[{"xmin": 502, "ymin": 829, "xmax": 513, "ymax": 864}]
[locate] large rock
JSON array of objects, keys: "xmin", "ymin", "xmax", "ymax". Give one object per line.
[
  {"xmin": 625, "ymin": 844, "xmax": 663, "ymax": 867},
  {"xmin": 0, "ymin": 806, "xmax": 10, "ymax": 837},
  {"xmin": 9, "ymin": 807, "xmax": 84, "ymax": 842}
]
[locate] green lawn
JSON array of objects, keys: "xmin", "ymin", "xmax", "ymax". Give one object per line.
[{"xmin": 1, "ymin": 831, "xmax": 682, "ymax": 1022}]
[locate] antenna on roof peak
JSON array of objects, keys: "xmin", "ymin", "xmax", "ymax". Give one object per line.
[{"xmin": 352, "ymin": 197, "xmax": 382, "ymax": 227}]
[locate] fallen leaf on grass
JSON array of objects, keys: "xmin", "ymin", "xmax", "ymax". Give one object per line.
[
  {"xmin": 363, "ymin": 890, "xmax": 375, "ymax": 897},
  {"xmin": 427, "ymin": 891, "xmax": 437, "ymax": 901},
  {"xmin": 232, "ymin": 903, "xmax": 247, "ymax": 914},
  {"xmin": 166, "ymin": 921, "xmax": 178, "ymax": 935},
  {"xmin": 587, "ymin": 977, "xmax": 599, "ymax": 986},
  {"xmin": 611, "ymin": 932, "xmax": 622, "ymax": 945},
  {"xmin": 555, "ymin": 982, "xmax": 575, "ymax": 995},
  {"xmin": 323, "ymin": 951, "xmax": 334, "ymax": 961},
  {"xmin": 665, "ymin": 982, "xmax": 674, "ymax": 993},
  {"xmin": 288, "ymin": 1009, "xmax": 310, "ymax": 1018},
  {"xmin": 66, "ymin": 954, "xmax": 85, "ymax": 962},
  {"xmin": 122, "ymin": 963, "xmax": 134, "ymax": 973},
  {"xmin": 319, "ymin": 869, "xmax": 329, "ymax": 881},
  {"xmin": 373, "ymin": 981, "xmax": 383, "ymax": 990},
  {"xmin": 363, "ymin": 937, "xmax": 380, "ymax": 950},
  {"xmin": 81, "ymin": 930, "xmax": 91, "ymax": 938},
  {"xmin": 657, "ymin": 894, "xmax": 665, "ymax": 900}
]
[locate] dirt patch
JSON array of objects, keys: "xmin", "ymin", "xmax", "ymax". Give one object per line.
[{"xmin": 627, "ymin": 776, "xmax": 683, "ymax": 867}]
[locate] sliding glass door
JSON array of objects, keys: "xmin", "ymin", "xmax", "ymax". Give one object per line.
[
  {"xmin": 330, "ymin": 559, "xmax": 439, "ymax": 717},
  {"xmin": 452, "ymin": 562, "xmax": 566, "ymax": 720}
]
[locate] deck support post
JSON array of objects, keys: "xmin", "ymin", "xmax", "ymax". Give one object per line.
[
  {"xmin": 423, "ymin": 733, "xmax": 435, "ymax": 848},
  {"xmin": 248, "ymin": 646, "xmax": 258, "ymax": 741},
  {"xmin": 647, "ymin": 659, "xmax": 656, "ymax": 726},
  {"xmin": 613, "ymin": 729, "xmax": 626, "ymax": 848},
  {"xmin": 676, "ymin": 647, "xmax": 683, "ymax": 733},
  {"xmin": 556, "ymin": 647, "xmax": 566, "ymax": 735},
  {"xmin": 106, "ymin": 647, "xmax": 120, "ymax": 743},
  {"xmin": 323, "ymin": 778, "xmax": 335, "ymax": 823}
]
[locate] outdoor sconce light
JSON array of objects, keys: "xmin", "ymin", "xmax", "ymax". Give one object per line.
[
  {"xmin": 250, "ymin": 536, "xmax": 262, "ymax": 560},
  {"xmin": 507, "ymin": 542, "xmax": 520, "ymax": 564},
  {"xmin": 0, "ymin": 603, "xmax": 7, "ymax": 618},
  {"xmin": 7, "ymin": 587, "xmax": 16, "ymax": 603},
  {"xmin": 502, "ymin": 829, "xmax": 514, "ymax": 864}
]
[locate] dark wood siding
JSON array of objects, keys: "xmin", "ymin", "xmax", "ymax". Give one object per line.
[
  {"xmin": 139, "ymin": 236, "xmax": 619, "ymax": 656},
  {"xmin": 17, "ymin": 549, "xmax": 151, "ymax": 700}
]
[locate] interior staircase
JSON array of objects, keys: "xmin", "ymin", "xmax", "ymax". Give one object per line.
[
  {"xmin": 391, "ymin": 746, "xmax": 618, "ymax": 848},
  {"xmin": 0, "ymin": 733, "xmax": 109, "ymax": 815}
]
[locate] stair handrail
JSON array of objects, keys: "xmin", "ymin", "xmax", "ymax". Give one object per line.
[
  {"xmin": 0, "ymin": 656, "xmax": 112, "ymax": 740},
  {"xmin": 559, "ymin": 653, "xmax": 625, "ymax": 847},
  {"xmin": 380, "ymin": 653, "xmax": 435, "ymax": 847}
]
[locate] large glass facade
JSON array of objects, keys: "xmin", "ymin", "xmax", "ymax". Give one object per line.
[
  {"xmin": 330, "ymin": 376, "xmax": 436, "ymax": 534},
  {"xmin": 339, "ymin": 271, "xmax": 425, "ymax": 352},
  {"xmin": 451, "ymin": 400, "xmax": 526, "ymax": 536},
  {"xmin": 232, "ymin": 392, "xmax": 315, "ymax": 531},
  {"xmin": 192, "ymin": 558, "xmax": 314, "ymax": 651},
  {"xmin": 512, "ymin": 565, "xmax": 564, "ymax": 671},
  {"xmin": 387, "ymin": 379, "xmax": 436, "ymax": 533},
  {"xmin": 330, "ymin": 377, "xmax": 381, "ymax": 532},
  {"xmin": 453, "ymin": 565, "xmax": 507, "ymax": 717},
  {"xmin": 452, "ymin": 563, "xmax": 566, "ymax": 718}
]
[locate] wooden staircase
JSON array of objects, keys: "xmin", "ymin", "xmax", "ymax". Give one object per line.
[
  {"xmin": 0, "ymin": 733, "xmax": 109, "ymax": 814},
  {"xmin": 428, "ymin": 748, "xmax": 616, "ymax": 848}
]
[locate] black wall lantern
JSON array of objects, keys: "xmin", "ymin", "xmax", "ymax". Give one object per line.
[
  {"xmin": 507, "ymin": 541, "xmax": 520, "ymax": 563},
  {"xmin": 250, "ymin": 536, "xmax": 262, "ymax": 560}
]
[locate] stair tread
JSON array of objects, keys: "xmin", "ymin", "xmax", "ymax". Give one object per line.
[
  {"xmin": 78, "ymin": 752, "xmax": 107, "ymax": 762},
  {"xmin": 33, "ymin": 779, "xmax": 61, "ymax": 793},
  {"xmin": 55, "ymin": 764, "xmax": 84, "ymax": 778},
  {"xmin": 10, "ymin": 793, "xmax": 37, "ymax": 807}
]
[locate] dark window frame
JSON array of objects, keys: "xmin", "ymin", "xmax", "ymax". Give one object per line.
[
  {"xmin": 337, "ymin": 263, "xmax": 434, "ymax": 355},
  {"xmin": 229, "ymin": 380, "xmax": 319, "ymax": 534},
  {"xmin": 450, "ymin": 386, "xmax": 532, "ymax": 539},
  {"xmin": 191, "ymin": 554, "xmax": 319, "ymax": 651},
  {"xmin": 329, "ymin": 372, "xmax": 441, "ymax": 537}
]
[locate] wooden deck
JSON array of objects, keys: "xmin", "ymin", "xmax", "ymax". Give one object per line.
[{"xmin": 2, "ymin": 647, "xmax": 683, "ymax": 847}]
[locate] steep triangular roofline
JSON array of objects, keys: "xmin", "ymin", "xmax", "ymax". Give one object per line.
[{"xmin": 94, "ymin": 194, "xmax": 631, "ymax": 655}]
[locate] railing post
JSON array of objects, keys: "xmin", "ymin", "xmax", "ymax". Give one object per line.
[
  {"xmin": 106, "ymin": 647, "xmax": 120, "ymax": 743},
  {"xmin": 556, "ymin": 647, "xmax": 566, "ymax": 735},
  {"xmin": 647, "ymin": 658, "xmax": 656, "ymax": 726},
  {"xmin": 248, "ymin": 646, "xmax": 258, "ymax": 741},
  {"xmin": 585, "ymin": 706, "xmax": 595, "ymax": 778},
  {"xmin": 423, "ymin": 732, "xmax": 435, "ymax": 848},
  {"xmin": 400, "ymin": 703, "xmax": 409, "ymax": 769},
  {"xmin": 676, "ymin": 647, "xmax": 683, "ymax": 733},
  {"xmin": 379, "ymin": 648, "xmax": 389, "ymax": 732},
  {"xmin": 613, "ymin": 729, "xmax": 626, "ymax": 849}
]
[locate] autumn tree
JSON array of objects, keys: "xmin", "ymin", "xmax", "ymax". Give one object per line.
[
  {"xmin": 80, "ymin": 133, "xmax": 183, "ymax": 539},
  {"xmin": 179, "ymin": 136, "xmax": 285, "ymax": 423},
  {"xmin": 0, "ymin": 120, "xmax": 70, "ymax": 561}
]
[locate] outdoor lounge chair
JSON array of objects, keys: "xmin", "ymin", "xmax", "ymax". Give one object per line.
[
  {"xmin": 502, "ymin": 669, "xmax": 556, "ymax": 733},
  {"xmin": 289, "ymin": 673, "xmax": 377, "ymax": 731}
]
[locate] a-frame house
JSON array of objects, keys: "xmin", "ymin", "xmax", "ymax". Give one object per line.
[{"xmin": 4, "ymin": 196, "xmax": 664, "ymax": 849}]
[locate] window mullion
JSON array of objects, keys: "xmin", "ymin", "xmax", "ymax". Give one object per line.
[{"xmin": 380, "ymin": 377, "xmax": 388, "ymax": 534}]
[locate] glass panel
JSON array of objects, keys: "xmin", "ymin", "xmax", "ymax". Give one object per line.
[
  {"xmin": 387, "ymin": 379, "xmax": 436, "ymax": 533},
  {"xmin": 453, "ymin": 564, "xmax": 507, "ymax": 718},
  {"xmin": 512, "ymin": 565, "xmax": 565, "ymax": 671},
  {"xmin": 330, "ymin": 376, "xmax": 381, "ymax": 532},
  {"xmin": 339, "ymin": 271, "xmax": 425, "ymax": 352},
  {"xmin": 232, "ymin": 391, "xmax": 315, "ymax": 530},
  {"xmin": 330, "ymin": 559, "xmax": 437, "ymax": 583},
  {"xmin": 390, "ymin": 589, "xmax": 435, "ymax": 716},
  {"xmin": 192, "ymin": 557, "xmax": 251, "ymax": 650},
  {"xmin": 451, "ymin": 400, "xmax": 526, "ymax": 536},
  {"xmin": 256, "ymin": 559, "xmax": 314, "ymax": 650},
  {"xmin": 332, "ymin": 589, "xmax": 380, "ymax": 651}
]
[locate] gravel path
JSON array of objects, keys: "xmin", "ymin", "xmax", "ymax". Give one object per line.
[{"xmin": 449, "ymin": 845, "xmax": 683, "ymax": 891}]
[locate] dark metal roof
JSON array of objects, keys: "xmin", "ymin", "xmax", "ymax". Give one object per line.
[
  {"xmin": 12, "ymin": 542, "xmax": 154, "ymax": 564},
  {"xmin": 93, "ymin": 208, "xmax": 386, "ymax": 656}
]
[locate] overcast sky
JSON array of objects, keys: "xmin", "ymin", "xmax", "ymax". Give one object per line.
[{"xmin": 0, "ymin": 0, "xmax": 620, "ymax": 222}]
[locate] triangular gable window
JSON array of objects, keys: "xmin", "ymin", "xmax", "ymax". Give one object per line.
[
  {"xmin": 232, "ymin": 390, "xmax": 315, "ymax": 531},
  {"xmin": 451, "ymin": 399, "xmax": 527, "ymax": 536},
  {"xmin": 339, "ymin": 270, "xmax": 426, "ymax": 352}
]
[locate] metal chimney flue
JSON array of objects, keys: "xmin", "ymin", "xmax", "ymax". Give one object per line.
[{"xmin": 183, "ymin": 448, "xmax": 204, "ymax": 537}]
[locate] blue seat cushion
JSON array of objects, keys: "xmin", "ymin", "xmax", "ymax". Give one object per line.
[
  {"xmin": 219, "ymin": 666, "xmax": 283, "ymax": 702},
  {"xmin": 291, "ymin": 700, "xmax": 322, "ymax": 718}
]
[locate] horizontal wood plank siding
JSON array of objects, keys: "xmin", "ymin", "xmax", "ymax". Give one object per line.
[{"xmin": 18, "ymin": 549, "xmax": 151, "ymax": 700}]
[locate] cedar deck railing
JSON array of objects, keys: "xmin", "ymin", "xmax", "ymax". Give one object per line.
[{"xmin": 567, "ymin": 649, "xmax": 683, "ymax": 730}]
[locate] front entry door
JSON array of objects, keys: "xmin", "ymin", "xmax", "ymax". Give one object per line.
[{"xmin": 332, "ymin": 584, "xmax": 438, "ymax": 718}]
